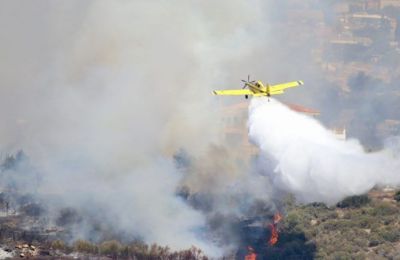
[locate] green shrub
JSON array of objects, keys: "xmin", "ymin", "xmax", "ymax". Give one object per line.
[
  {"xmin": 356, "ymin": 215, "xmax": 374, "ymax": 228},
  {"xmin": 331, "ymin": 251, "xmax": 352, "ymax": 260},
  {"xmin": 337, "ymin": 195, "xmax": 370, "ymax": 208},
  {"xmin": 394, "ymin": 190, "xmax": 400, "ymax": 202},
  {"xmin": 51, "ymin": 240, "xmax": 67, "ymax": 251},
  {"xmin": 129, "ymin": 241, "xmax": 149, "ymax": 256},
  {"xmin": 370, "ymin": 202, "xmax": 399, "ymax": 216},
  {"xmin": 284, "ymin": 212, "xmax": 300, "ymax": 230},
  {"xmin": 308, "ymin": 202, "xmax": 328, "ymax": 209},
  {"xmin": 73, "ymin": 240, "xmax": 97, "ymax": 254},
  {"xmin": 323, "ymin": 219, "xmax": 353, "ymax": 231},
  {"xmin": 380, "ymin": 230, "xmax": 400, "ymax": 242},
  {"xmin": 149, "ymin": 244, "xmax": 171, "ymax": 258},
  {"xmin": 368, "ymin": 240, "xmax": 380, "ymax": 247},
  {"xmin": 99, "ymin": 240, "xmax": 122, "ymax": 257}
]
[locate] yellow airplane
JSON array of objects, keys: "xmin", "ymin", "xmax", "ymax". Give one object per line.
[{"xmin": 213, "ymin": 76, "xmax": 303, "ymax": 99}]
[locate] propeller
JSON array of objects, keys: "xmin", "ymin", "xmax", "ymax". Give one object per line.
[{"xmin": 241, "ymin": 75, "xmax": 256, "ymax": 89}]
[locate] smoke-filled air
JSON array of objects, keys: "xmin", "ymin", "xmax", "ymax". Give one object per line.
[
  {"xmin": 0, "ymin": 0, "xmax": 273, "ymax": 257},
  {"xmin": 1, "ymin": 0, "xmax": 400, "ymax": 259}
]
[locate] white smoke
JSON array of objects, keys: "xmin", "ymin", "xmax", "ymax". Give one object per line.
[
  {"xmin": 0, "ymin": 0, "xmax": 275, "ymax": 256},
  {"xmin": 248, "ymin": 98, "xmax": 400, "ymax": 205}
]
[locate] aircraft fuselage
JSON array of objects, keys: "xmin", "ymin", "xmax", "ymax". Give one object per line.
[{"xmin": 247, "ymin": 81, "xmax": 270, "ymax": 96}]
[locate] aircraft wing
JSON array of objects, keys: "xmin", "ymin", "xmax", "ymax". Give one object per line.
[
  {"xmin": 270, "ymin": 80, "xmax": 303, "ymax": 92},
  {"xmin": 213, "ymin": 89, "xmax": 253, "ymax": 96},
  {"xmin": 269, "ymin": 90, "xmax": 284, "ymax": 95}
]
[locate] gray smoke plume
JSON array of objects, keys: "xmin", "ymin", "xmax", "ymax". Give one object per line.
[{"xmin": 0, "ymin": 0, "xmax": 276, "ymax": 256}]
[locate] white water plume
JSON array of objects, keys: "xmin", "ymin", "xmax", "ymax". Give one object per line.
[{"xmin": 248, "ymin": 98, "xmax": 400, "ymax": 205}]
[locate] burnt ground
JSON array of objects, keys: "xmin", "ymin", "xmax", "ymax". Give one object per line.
[{"xmin": 236, "ymin": 218, "xmax": 316, "ymax": 260}]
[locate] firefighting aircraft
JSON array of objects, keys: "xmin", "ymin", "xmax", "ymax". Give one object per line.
[{"xmin": 213, "ymin": 76, "xmax": 303, "ymax": 99}]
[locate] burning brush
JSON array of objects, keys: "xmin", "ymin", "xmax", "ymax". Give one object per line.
[
  {"xmin": 244, "ymin": 212, "xmax": 283, "ymax": 259},
  {"xmin": 268, "ymin": 212, "xmax": 283, "ymax": 246},
  {"xmin": 245, "ymin": 246, "xmax": 257, "ymax": 260}
]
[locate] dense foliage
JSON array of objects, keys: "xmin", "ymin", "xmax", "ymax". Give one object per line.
[{"xmin": 279, "ymin": 193, "xmax": 400, "ymax": 259}]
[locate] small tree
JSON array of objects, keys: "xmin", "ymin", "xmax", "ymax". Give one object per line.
[
  {"xmin": 51, "ymin": 240, "xmax": 67, "ymax": 251},
  {"xmin": 73, "ymin": 240, "xmax": 97, "ymax": 254},
  {"xmin": 99, "ymin": 240, "xmax": 122, "ymax": 257},
  {"xmin": 394, "ymin": 190, "xmax": 400, "ymax": 202},
  {"xmin": 337, "ymin": 195, "xmax": 370, "ymax": 208}
]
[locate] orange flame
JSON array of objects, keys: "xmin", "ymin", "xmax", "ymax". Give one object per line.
[
  {"xmin": 273, "ymin": 212, "xmax": 283, "ymax": 224},
  {"xmin": 268, "ymin": 223, "xmax": 279, "ymax": 246},
  {"xmin": 268, "ymin": 212, "xmax": 282, "ymax": 246},
  {"xmin": 245, "ymin": 246, "xmax": 257, "ymax": 260}
]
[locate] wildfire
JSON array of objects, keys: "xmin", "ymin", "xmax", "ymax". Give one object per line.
[
  {"xmin": 244, "ymin": 246, "xmax": 257, "ymax": 260},
  {"xmin": 268, "ymin": 212, "xmax": 282, "ymax": 246},
  {"xmin": 244, "ymin": 212, "xmax": 283, "ymax": 259},
  {"xmin": 268, "ymin": 223, "xmax": 278, "ymax": 246},
  {"xmin": 273, "ymin": 212, "xmax": 283, "ymax": 224}
]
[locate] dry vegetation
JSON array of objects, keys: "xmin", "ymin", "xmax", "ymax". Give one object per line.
[
  {"xmin": 279, "ymin": 191, "xmax": 400, "ymax": 259},
  {"xmin": 1, "ymin": 237, "xmax": 208, "ymax": 259},
  {"xmin": 1, "ymin": 188, "xmax": 400, "ymax": 259},
  {"xmin": 2, "ymin": 152, "xmax": 400, "ymax": 259}
]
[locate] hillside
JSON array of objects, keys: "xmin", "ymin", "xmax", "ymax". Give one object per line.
[{"xmin": 262, "ymin": 189, "xmax": 400, "ymax": 259}]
